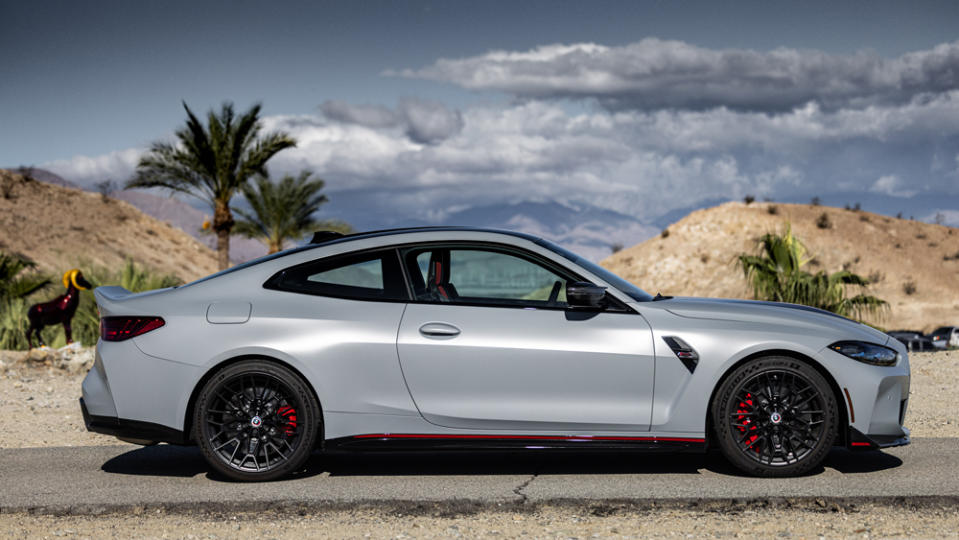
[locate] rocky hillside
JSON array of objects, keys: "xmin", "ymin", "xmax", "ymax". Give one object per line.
[
  {"xmin": 0, "ymin": 169, "xmax": 217, "ymax": 282},
  {"xmin": 601, "ymin": 201, "xmax": 959, "ymax": 332}
]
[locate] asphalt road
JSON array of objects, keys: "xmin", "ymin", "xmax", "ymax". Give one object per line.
[{"xmin": 2, "ymin": 439, "xmax": 958, "ymax": 514}]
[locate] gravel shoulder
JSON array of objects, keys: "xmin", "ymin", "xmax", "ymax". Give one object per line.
[
  {"xmin": 2, "ymin": 503, "xmax": 959, "ymax": 539},
  {"xmin": 1, "ymin": 349, "xmax": 957, "ymax": 449}
]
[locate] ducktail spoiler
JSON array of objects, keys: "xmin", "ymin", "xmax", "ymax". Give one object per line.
[{"xmin": 93, "ymin": 286, "xmax": 173, "ymax": 318}]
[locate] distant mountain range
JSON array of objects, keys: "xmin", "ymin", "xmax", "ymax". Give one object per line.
[{"xmin": 12, "ymin": 167, "xmax": 958, "ymax": 263}]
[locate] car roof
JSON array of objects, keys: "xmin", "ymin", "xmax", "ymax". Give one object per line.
[{"xmin": 309, "ymin": 226, "xmax": 541, "ymax": 247}]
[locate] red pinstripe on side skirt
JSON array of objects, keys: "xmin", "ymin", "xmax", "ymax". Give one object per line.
[{"xmin": 352, "ymin": 433, "xmax": 705, "ymax": 443}]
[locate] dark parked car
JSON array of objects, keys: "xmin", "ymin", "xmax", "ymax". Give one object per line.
[
  {"xmin": 888, "ymin": 331, "xmax": 936, "ymax": 352},
  {"xmin": 927, "ymin": 326, "xmax": 959, "ymax": 349}
]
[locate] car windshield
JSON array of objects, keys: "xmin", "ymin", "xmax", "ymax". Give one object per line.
[{"xmin": 534, "ymin": 238, "xmax": 653, "ymax": 302}]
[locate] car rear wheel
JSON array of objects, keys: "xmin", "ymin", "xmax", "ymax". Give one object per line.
[
  {"xmin": 194, "ymin": 360, "xmax": 321, "ymax": 481},
  {"xmin": 712, "ymin": 356, "xmax": 838, "ymax": 477}
]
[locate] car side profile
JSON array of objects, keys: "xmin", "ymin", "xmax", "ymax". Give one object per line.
[{"xmin": 81, "ymin": 227, "xmax": 910, "ymax": 481}]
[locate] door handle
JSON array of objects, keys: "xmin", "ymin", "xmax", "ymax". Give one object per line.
[{"xmin": 419, "ymin": 322, "xmax": 461, "ymax": 337}]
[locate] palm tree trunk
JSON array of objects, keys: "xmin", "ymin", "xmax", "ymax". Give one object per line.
[{"xmin": 213, "ymin": 201, "xmax": 234, "ymax": 271}]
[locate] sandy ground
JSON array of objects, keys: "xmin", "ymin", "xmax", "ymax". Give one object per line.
[
  {"xmin": 2, "ymin": 350, "xmax": 957, "ymax": 539},
  {"xmin": 2, "ymin": 504, "xmax": 959, "ymax": 539},
  {"xmin": 1, "ymin": 350, "xmax": 956, "ymax": 449}
]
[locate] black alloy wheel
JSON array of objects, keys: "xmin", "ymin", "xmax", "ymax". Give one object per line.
[
  {"xmin": 712, "ymin": 356, "xmax": 838, "ymax": 477},
  {"xmin": 194, "ymin": 360, "xmax": 321, "ymax": 481}
]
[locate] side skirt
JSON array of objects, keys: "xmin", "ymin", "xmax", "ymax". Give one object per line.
[{"xmin": 326, "ymin": 433, "xmax": 707, "ymax": 452}]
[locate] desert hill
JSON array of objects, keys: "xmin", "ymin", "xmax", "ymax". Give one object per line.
[
  {"xmin": 0, "ymin": 169, "xmax": 217, "ymax": 282},
  {"xmin": 601, "ymin": 201, "xmax": 959, "ymax": 332}
]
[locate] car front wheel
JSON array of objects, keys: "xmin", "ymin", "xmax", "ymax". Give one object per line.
[
  {"xmin": 712, "ymin": 356, "xmax": 838, "ymax": 477},
  {"xmin": 194, "ymin": 359, "xmax": 321, "ymax": 481}
]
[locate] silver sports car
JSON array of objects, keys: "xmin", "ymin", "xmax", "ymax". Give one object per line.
[{"xmin": 81, "ymin": 227, "xmax": 910, "ymax": 481}]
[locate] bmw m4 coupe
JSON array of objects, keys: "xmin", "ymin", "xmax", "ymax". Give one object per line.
[{"xmin": 81, "ymin": 227, "xmax": 910, "ymax": 481}]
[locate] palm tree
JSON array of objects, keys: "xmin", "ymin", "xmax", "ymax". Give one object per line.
[
  {"xmin": 127, "ymin": 102, "xmax": 296, "ymax": 269},
  {"xmin": 0, "ymin": 252, "xmax": 50, "ymax": 302},
  {"xmin": 738, "ymin": 226, "xmax": 887, "ymax": 320},
  {"xmin": 234, "ymin": 171, "xmax": 352, "ymax": 254}
]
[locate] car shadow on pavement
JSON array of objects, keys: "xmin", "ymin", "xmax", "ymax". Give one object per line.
[{"xmin": 101, "ymin": 445, "xmax": 902, "ymax": 481}]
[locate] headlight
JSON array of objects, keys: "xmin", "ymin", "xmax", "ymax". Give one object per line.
[{"xmin": 829, "ymin": 341, "xmax": 898, "ymax": 366}]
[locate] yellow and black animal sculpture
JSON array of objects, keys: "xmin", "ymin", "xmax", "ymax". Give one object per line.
[{"xmin": 26, "ymin": 269, "xmax": 92, "ymax": 348}]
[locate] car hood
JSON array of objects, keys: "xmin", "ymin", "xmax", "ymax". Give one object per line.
[{"xmin": 654, "ymin": 297, "xmax": 891, "ymax": 346}]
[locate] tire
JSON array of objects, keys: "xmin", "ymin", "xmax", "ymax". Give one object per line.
[
  {"xmin": 712, "ymin": 356, "xmax": 838, "ymax": 477},
  {"xmin": 194, "ymin": 359, "xmax": 321, "ymax": 481}
]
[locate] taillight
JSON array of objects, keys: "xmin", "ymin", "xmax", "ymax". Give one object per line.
[{"xmin": 100, "ymin": 316, "xmax": 165, "ymax": 342}]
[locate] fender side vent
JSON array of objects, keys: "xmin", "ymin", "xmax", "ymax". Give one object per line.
[{"xmin": 662, "ymin": 336, "xmax": 699, "ymax": 373}]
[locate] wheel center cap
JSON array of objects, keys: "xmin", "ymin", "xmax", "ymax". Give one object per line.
[
  {"xmin": 250, "ymin": 415, "xmax": 262, "ymax": 428},
  {"xmin": 770, "ymin": 411, "xmax": 783, "ymax": 424}
]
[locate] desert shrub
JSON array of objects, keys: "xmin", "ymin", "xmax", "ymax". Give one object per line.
[
  {"xmin": 868, "ymin": 271, "xmax": 884, "ymax": 283},
  {"xmin": 916, "ymin": 232, "xmax": 927, "ymax": 239},
  {"xmin": 859, "ymin": 214, "xmax": 870, "ymax": 222},
  {"xmin": 767, "ymin": 205, "xmax": 779, "ymax": 215},
  {"xmin": 944, "ymin": 251, "xmax": 959, "ymax": 261},
  {"xmin": 903, "ymin": 281, "xmax": 917, "ymax": 296},
  {"xmin": 743, "ymin": 195, "xmax": 755, "ymax": 205},
  {"xmin": 610, "ymin": 242, "xmax": 624, "ymax": 254},
  {"xmin": 661, "ymin": 228, "xmax": 670, "ymax": 238},
  {"xmin": 816, "ymin": 212, "xmax": 832, "ymax": 229},
  {"xmin": 853, "ymin": 202, "xmax": 861, "ymax": 211},
  {"xmin": 700, "ymin": 253, "xmax": 710, "ymax": 264},
  {"xmin": 1, "ymin": 176, "xmax": 15, "ymax": 200},
  {"xmin": 95, "ymin": 180, "xmax": 117, "ymax": 203},
  {"xmin": 811, "ymin": 196, "xmax": 821, "ymax": 206}
]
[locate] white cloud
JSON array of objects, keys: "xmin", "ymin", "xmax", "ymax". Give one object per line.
[
  {"xmin": 42, "ymin": 148, "xmax": 144, "ymax": 188},
  {"xmin": 42, "ymin": 93, "xmax": 959, "ymax": 229},
  {"xmin": 318, "ymin": 98, "xmax": 464, "ymax": 144},
  {"xmin": 870, "ymin": 175, "xmax": 918, "ymax": 198},
  {"xmin": 394, "ymin": 39, "xmax": 959, "ymax": 112}
]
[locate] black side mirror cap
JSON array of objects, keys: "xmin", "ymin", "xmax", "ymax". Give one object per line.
[{"xmin": 566, "ymin": 281, "xmax": 607, "ymax": 309}]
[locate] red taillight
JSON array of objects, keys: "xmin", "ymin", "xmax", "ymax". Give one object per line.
[{"xmin": 100, "ymin": 316, "xmax": 165, "ymax": 342}]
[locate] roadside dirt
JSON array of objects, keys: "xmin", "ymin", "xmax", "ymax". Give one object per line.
[
  {"xmin": 2, "ymin": 503, "xmax": 959, "ymax": 539},
  {"xmin": 1, "ymin": 350, "xmax": 956, "ymax": 449}
]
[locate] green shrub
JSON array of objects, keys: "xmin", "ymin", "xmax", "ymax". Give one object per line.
[{"xmin": 0, "ymin": 258, "xmax": 181, "ymax": 350}]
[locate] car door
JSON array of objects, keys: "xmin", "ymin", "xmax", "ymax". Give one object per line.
[{"xmin": 395, "ymin": 244, "xmax": 656, "ymax": 432}]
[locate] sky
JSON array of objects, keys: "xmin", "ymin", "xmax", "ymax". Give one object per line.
[{"xmin": 3, "ymin": 0, "xmax": 959, "ymax": 254}]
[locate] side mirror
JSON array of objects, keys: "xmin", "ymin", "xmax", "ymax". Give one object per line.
[{"xmin": 566, "ymin": 281, "xmax": 607, "ymax": 309}]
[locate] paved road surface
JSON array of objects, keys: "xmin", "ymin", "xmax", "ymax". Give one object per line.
[{"xmin": 2, "ymin": 438, "xmax": 957, "ymax": 513}]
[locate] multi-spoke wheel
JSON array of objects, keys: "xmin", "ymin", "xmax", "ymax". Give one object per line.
[
  {"xmin": 712, "ymin": 356, "xmax": 838, "ymax": 477},
  {"xmin": 194, "ymin": 360, "xmax": 320, "ymax": 481}
]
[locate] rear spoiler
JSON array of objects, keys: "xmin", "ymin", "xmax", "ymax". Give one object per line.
[
  {"xmin": 93, "ymin": 286, "xmax": 172, "ymax": 317},
  {"xmin": 94, "ymin": 286, "xmax": 135, "ymax": 303}
]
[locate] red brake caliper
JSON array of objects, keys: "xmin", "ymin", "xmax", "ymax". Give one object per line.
[
  {"xmin": 277, "ymin": 405, "xmax": 297, "ymax": 436},
  {"xmin": 736, "ymin": 393, "xmax": 759, "ymax": 453}
]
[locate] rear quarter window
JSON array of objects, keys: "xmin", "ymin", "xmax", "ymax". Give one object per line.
[{"xmin": 264, "ymin": 250, "xmax": 409, "ymax": 301}]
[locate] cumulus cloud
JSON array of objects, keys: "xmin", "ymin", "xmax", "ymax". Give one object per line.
[
  {"xmin": 42, "ymin": 147, "xmax": 144, "ymax": 188},
  {"xmin": 870, "ymin": 175, "xmax": 918, "ymax": 198},
  {"xmin": 43, "ymin": 93, "xmax": 959, "ymax": 237},
  {"xmin": 393, "ymin": 39, "xmax": 959, "ymax": 111},
  {"xmin": 319, "ymin": 98, "xmax": 464, "ymax": 143}
]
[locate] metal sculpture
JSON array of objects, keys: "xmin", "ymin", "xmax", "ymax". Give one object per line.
[{"xmin": 26, "ymin": 269, "xmax": 92, "ymax": 348}]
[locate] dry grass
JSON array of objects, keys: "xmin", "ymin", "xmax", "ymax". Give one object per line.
[
  {"xmin": 0, "ymin": 169, "xmax": 217, "ymax": 282},
  {"xmin": 601, "ymin": 201, "xmax": 959, "ymax": 332}
]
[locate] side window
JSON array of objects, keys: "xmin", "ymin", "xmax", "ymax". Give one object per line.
[
  {"xmin": 266, "ymin": 250, "xmax": 408, "ymax": 301},
  {"xmin": 405, "ymin": 247, "xmax": 569, "ymax": 307}
]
